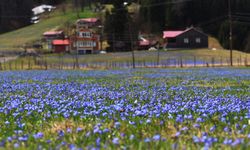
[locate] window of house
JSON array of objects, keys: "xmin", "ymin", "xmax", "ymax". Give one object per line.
[
  {"xmin": 93, "ymin": 42, "xmax": 96, "ymax": 47},
  {"xmin": 77, "ymin": 41, "xmax": 94, "ymax": 47},
  {"xmin": 80, "ymin": 32, "xmax": 92, "ymax": 38},
  {"xmin": 196, "ymin": 38, "xmax": 201, "ymax": 43},
  {"xmin": 184, "ymin": 38, "xmax": 189, "ymax": 44}
]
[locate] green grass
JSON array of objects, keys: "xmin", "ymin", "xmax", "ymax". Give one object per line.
[
  {"xmin": 0, "ymin": 4, "xmax": 96, "ymax": 51},
  {"xmin": 3, "ymin": 49, "xmax": 250, "ymax": 70},
  {"xmin": 43, "ymin": 49, "xmax": 250, "ymax": 63}
]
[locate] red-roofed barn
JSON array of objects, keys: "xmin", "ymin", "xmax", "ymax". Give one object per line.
[
  {"xmin": 163, "ymin": 27, "xmax": 208, "ymax": 49},
  {"xmin": 52, "ymin": 39, "xmax": 70, "ymax": 53}
]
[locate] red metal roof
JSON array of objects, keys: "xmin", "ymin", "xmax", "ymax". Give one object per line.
[
  {"xmin": 78, "ymin": 18, "xmax": 99, "ymax": 23},
  {"xmin": 163, "ymin": 31, "xmax": 184, "ymax": 38},
  {"xmin": 52, "ymin": 39, "xmax": 70, "ymax": 45},
  {"xmin": 43, "ymin": 30, "xmax": 63, "ymax": 36},
  {"xmin": 163, "ymin": 27, "xmax": 206, "ymax": 39}
]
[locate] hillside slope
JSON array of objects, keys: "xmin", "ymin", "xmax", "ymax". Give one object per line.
[{"xmin": 0, "ymin": 4, "xmax": 96, "ymax": 52}]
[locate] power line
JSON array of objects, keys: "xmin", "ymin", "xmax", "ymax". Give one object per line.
[
  {"xmin": 196, "ymin": 15, "xmax": 227, "ymax": 27},
  {"xmin": 234, "ymin": 20, "xmax": 250, "ymax": 26},
  {"xmin": 233, "ymin": 12, "xmax": 250, "ymax": 17},
  {"xmin": 139, "ymin": 0, "xmax": 194, "ymax": 8},
  {"xmin": 232, "ymin": 15, "xmax": 250, "ymax": 22}
]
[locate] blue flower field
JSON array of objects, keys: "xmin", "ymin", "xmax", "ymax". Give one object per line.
[{"xmin": 0, "ymin": 68, "xmax": 249, "ymax": 149}]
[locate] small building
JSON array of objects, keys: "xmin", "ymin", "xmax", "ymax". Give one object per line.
[
  {"xmin": 163, "ymin": 27, "xmax": 208, "ymax": 49},
  {"xmin": 43, "ymin": 30, "xmax": 64, "ymax": 50},
  {"xmin": 31, "ymin": 5, "xmax": 56, "ymax": 24},
  {"xmin": 52, "ymin": 39, "xmax": 70, "ymax": 53}
]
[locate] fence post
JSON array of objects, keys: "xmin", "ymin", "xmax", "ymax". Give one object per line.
[
  {"xmin": 180, "ymin": 57, "xmax": 183, "ymax": 68},
  {"xmin": 28, "ymin": 57, "xmax": 31, "ymax": 70},
  {"xmin": 211, "ymin": 57, "xmax": 215, "ymax": 67},
  {"xmin": 9, "ymin": 62, "xmax": 12, "ymax": 70},
  {"xmin": 220, "ymin": 56, "xmax": 223, "ymax": 66},
  {"xmin": 193, "ymin": 56, "xmax": 196, "ymax": 67},
  {"xmin": 45, "ymin": 60, "xmax": 48, "ymax": 70},
  {"xmin": 239, "ymin": 55, "xmax": 242, "ymax": 66},
  {"xmin": 15, "ymin": 60, "xmax": 17, "ymax": 70},
  {"xmin": 245, "ymin": 57, "xmax": 248, "ymax": 66},
  {"xmin": 21, "ymin": 60, "xmax": 23, "ymax": 70},
  {"xmin": 3, "ymin": 59, "xmax": 6, "ymax": 70}
]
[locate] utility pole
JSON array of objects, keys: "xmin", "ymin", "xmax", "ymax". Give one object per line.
[
  {"xmin": 228, "ymin": 0, "xmax": 233, "ymax": 66},
  {"xmin": 127, "ymin": 15, "xmax": 135, "ymax": 69},
  {"xmin": 129, "ymin": 22, "xmax": 135, "ymax": 69},
  {"xmin": 157, "ymin": 42, "xmax": 160, "ymax": 66}
]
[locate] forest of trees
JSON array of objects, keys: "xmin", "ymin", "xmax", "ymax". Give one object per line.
[{"xmin": 0, "ymin": 0, "xmax": 250, "ymax": 52}]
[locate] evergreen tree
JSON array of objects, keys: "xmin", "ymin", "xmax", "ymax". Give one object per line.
[
  {"xmin": 139, "ymin": 0, "xmax": 168, "ymax": 33},
  {"xmin": 105, "ymin": 0, "xmax": 138, "ymax": 52}
]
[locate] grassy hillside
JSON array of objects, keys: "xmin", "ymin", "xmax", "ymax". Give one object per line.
[{"xmin": 0, "ymin": 4, "xmax": 96, "ymax": 52}]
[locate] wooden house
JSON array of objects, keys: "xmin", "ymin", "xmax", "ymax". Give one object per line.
[
  {"xmin": 70, "ymin": 18, "xmax": 101, "ymax": 54},
  {"xmin": 163, "ymin": 27, "xmax": 208, "ymax": 49},
  {"xmin": 43, "ymin": 30, "xmax": 64, "ymax": 50}
]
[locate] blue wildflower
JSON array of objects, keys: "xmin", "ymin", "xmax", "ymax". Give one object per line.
[
  {"xmin": 14, "ymin": 143, "xmax": 19, "ymax": 148},
  {"xmin": 112, "ymin": 137, "xmax": 119, "ymax": 145},
  {"xmin": 129, "ymin": 135, "xmax": 135, "ymax": 140},
  {"xmin": 152, "ymin": 134, "xmax": 161, "ymax": 141},
  {"xmin": 58, "ymin": 130, "xmax": 64, "ymax": 137},
  {"xmin": 209, "ymin": 125, "xmax": 216, "ymax": 132},
  {"xmin": 33, "ymin": 132, "xmax": 44, "ymax": 139},
  {"xmin": 144, "ymin": 138, "xmax": 151, "ymax": 143},
  {"xmin": 96, "ymin": 138, "xmax": 101, "ymax": 147},
  {"xmin": 114, "ymin": 122, "xmax": 121, "ymax": 128},
  {"xmin": 175, "ymin": 132, "xmax": 181, "ymax": 137},
  {"xmin": 67, "ymin": 128, "xmax": 72, "ymax": 133},
  {"xmin": 76, "ymin": 127, "xmax": 83, "ymax": 133}
]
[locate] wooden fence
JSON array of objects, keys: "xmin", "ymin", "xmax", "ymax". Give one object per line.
[{"xmin": 0, "ymin": 55, "xmax": 249, "ymax": 71}]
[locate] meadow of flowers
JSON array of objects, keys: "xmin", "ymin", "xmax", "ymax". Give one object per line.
[{"xmin": 0, "ymin": 68, "xmax": 249, "ymax": 149}]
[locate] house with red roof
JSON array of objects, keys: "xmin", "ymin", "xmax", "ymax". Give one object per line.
[
  {"xmin": 163, "ymin": 27, "xmax": 208, "ymax": 49},
  {"xmin": 43, "ymin": 30, "xmax": 64, "ymax": 50},
  {"xmin": 52, "ymin": 39, "xmax": 70, "ymax": 53},
  {"xmin": 70, "ymin": 18, "xmax": 101, "ymax": 54}
]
